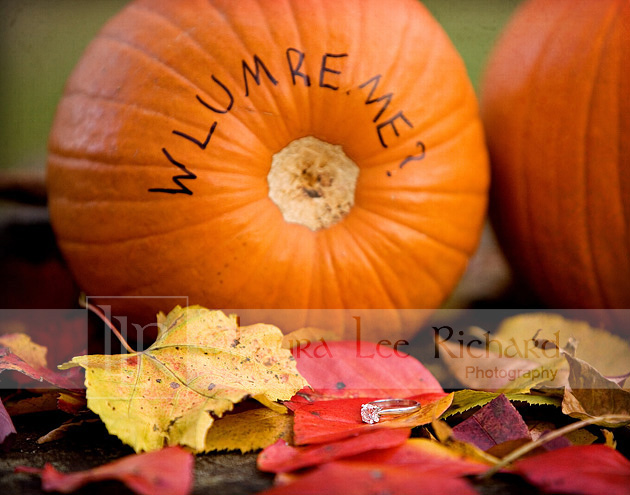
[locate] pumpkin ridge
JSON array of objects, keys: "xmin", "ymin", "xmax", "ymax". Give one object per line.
[
  {"xmin": 121, "ymin": 2, "xmax": 291, "ymax": 146},
  {"xmin": 94, "ymin": 33, "xmax": 266, "ymax": 136},
  {"xmin": 371, "ymin": 2, "xmax": 415, "ymax": 104},
  {"xmin": 321, "ymin": 222, "xmax": 393, "ymax": 308},
  {"xmin": 346, "ymin": 210, "xmax": 455, "ymax": 301},
  {"xmin": 317, "ymin": 232, "xmax": 350, "ymax": 309},
  {"xmin": 54, "ymin": 195, "xmax": 273, "ymax": 246},
  {"xmin": 125, "ymin": 2, "xmax": 256, "ymax": 100},
  {"xmin": 53, "ymin": 90, "xmax": 214, "ymax": 146},
  {"xmin": 214, "ymin": 2, "xmax": 297, "ymax": 142},
  {"xmin": 333, "ymin": 222, "xmax": 404, "ymax": 309},
  {"xmin": 356, "ymin": 112, "xmax": 480, "ymax": 172},
  {"xmin": 424, "ymin": 95, "xmax": 484, "ymax": 151},
  {"xmin": 358, "ymin": 186, "xmax": 487, "ymax": 197},
  {"xmin": 517, "ymin": 5, "xmax": 570, "ymax": 304},
  {"xmin": 351, "ymin": 204, "xmax": 477, "ymax": 259},
  {"xmin": 282, "ymin": 0, "xmax": 313, "ymax": 132},
  {"xmin": 254, "ymin": 225, "xmax": 317, "ymax": 310},
  {"xmin": 616, "ymin": 5, "xmax": 630, "ymax": 235},
  {"xmin": 581, "ymin": 3, "xmax": 620, "ymax": 308},
  {"xmin": 394, "ymin": 6, "xmax": 453, "ymax": 116},
  {"xmin": 614, "ymin": 9, "xmax": 630, "ymax": 235},
  {"xmin": 49, "ymin": 181, "xmax": 265, "ymax": 211},
  {"xmin": 488, "ymin": 0, "xmax": 568, "ymax": 295},
  {"xmin": 415, "ymin": 98, "xmax": 484, "ymax": 173},
  {"xmin": 61, "ymin": 215, "xmax": 291, "ymax": 304},
  {"xmin": 48, "ymin": 146, "xmax": 266, "ymax": 179},
  {"xmin": 546, "ymin": 1, "xmax": 613, "ymax": 307}
]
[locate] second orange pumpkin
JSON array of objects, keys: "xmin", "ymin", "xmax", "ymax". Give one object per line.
[{"xmin": 481, "ymin": 0, "xmax": 630, "ymax": 322}]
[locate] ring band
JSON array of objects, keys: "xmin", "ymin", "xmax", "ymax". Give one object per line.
[{"xmin": 360, "ymin": 399, "xmax": 421, "ymax": 424}]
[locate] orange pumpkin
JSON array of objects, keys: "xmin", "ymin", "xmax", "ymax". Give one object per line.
[
  {"xmin": 481, "ymin": 0, "xmax": 630, "ymax": 315},
  {"xmin": 47, "ymin": 0, "xmax": 488, "ymax": 340}
]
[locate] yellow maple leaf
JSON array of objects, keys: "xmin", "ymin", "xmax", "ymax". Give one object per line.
[
  {"xmin": 204, "ymin": 407, "xmax": 293, "ymax": 453},
  {"xmin": 0, "ymin": 333, "xmax": 48, "ymax": 368},
  {"xmin": 60, "ymin": 306, "xmax": 309, "ymax": 453}
]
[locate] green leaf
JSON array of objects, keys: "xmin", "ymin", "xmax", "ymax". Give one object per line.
[{"xmin": 443, "ymin": 390, "xmax": 561, "ymax": 418}]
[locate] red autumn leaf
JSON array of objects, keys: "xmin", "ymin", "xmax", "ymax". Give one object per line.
[
  {"xmin": 0, "ymin": 398, "xmax": 16, "ymax": 446},
  {"xmin": 258, "ymin": 428, "xmax": 411, "ymax": 473},
  {"xmin": 286, "ymin": 341, "xmax": 449, "ymax": 445},
  {"xmin": 262, "ymin": 438, "xmax": 490, "ymax": 495},
  {"xmin": 349, "ymin": 437, "xmax": 491, "ymax": 474},
  {"xmin": 0, "ymin": 345, "xmax": 81, "ymax": 390},
  {"xmin": 292, "ymin": 341, "xmax": 443, "ymax": 399},
  {"xmin": 289, "ymin": 393, "xmax": 450, "ymax": 445},
  {"xmin": 511, "ymin": 444, "xmax": 630, "ymax": 495},
  {"xmin": 265, "ymin": 438, "xmax": 488, "ymax": 495},
  {"xmin": 15, "ymin": 446, "xmax": 193, "ymax": 495},
  {"xmin": 451, "ymin": 394, "xmax": 530, "ymax": 451},
  {"xmin": 261, "ymin": 460, "xmax": 478, "ymax": 495}
]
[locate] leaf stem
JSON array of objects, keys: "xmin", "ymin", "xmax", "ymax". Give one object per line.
[
  {"xmin": 79, "ymin": 294, "xmax": 135, "ymax": 353},
  {"xmin": 479, "ymin": 414, "xmax": 630, "ymax": 479}
]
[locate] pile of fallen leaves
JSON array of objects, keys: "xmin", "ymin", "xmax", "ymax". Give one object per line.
[{"xmin": 1, "ymin": 307, "xmax": 629, "ymax": 494}]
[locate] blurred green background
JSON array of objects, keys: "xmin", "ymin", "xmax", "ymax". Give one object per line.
[{"xmin": 0, "ymin": 0, "xmax": 522, "ymax": 172}]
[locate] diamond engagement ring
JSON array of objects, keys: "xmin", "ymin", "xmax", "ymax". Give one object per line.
[{"xmin": 360, "ymin": 399, "xmax": 421, "ymax": 424}]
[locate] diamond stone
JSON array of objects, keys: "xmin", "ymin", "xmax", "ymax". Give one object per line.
[{"xmin": 361, "ymin": 403, "xmax": 381, "ymax": 424}]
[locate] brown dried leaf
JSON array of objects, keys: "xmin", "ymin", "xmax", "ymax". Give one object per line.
[
  {"xmin": 37, "ymin": 418, "xmax": 99, "ymax": 444},
  {"xmin": 4, "ymin": 392, "xmax": 60, "ymax": 416},
  {"xmin": 494, "ymin": 313, "xmax": 630, "ymax": 377},
  {"xmin": 561, "ymin": 352, "xmax": 630, "ymax": 427},
  {"xmin": 438, "ymin": 340, "xmax": 545, "ymax": 391}
]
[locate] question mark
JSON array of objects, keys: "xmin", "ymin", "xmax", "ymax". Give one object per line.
[{"xmin": 387, "ymin": 141, "xmax": 426, "ymax": 176}]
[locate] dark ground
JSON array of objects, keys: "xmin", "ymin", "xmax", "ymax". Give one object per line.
[{"xmin": 1, "ymin": 410, "xmax": 274, "ymax": 495}]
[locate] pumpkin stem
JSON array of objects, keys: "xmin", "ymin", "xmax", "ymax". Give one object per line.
[{"xmin": 267, "ymin": 136, "xmax": 359, "ymax": 231}]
